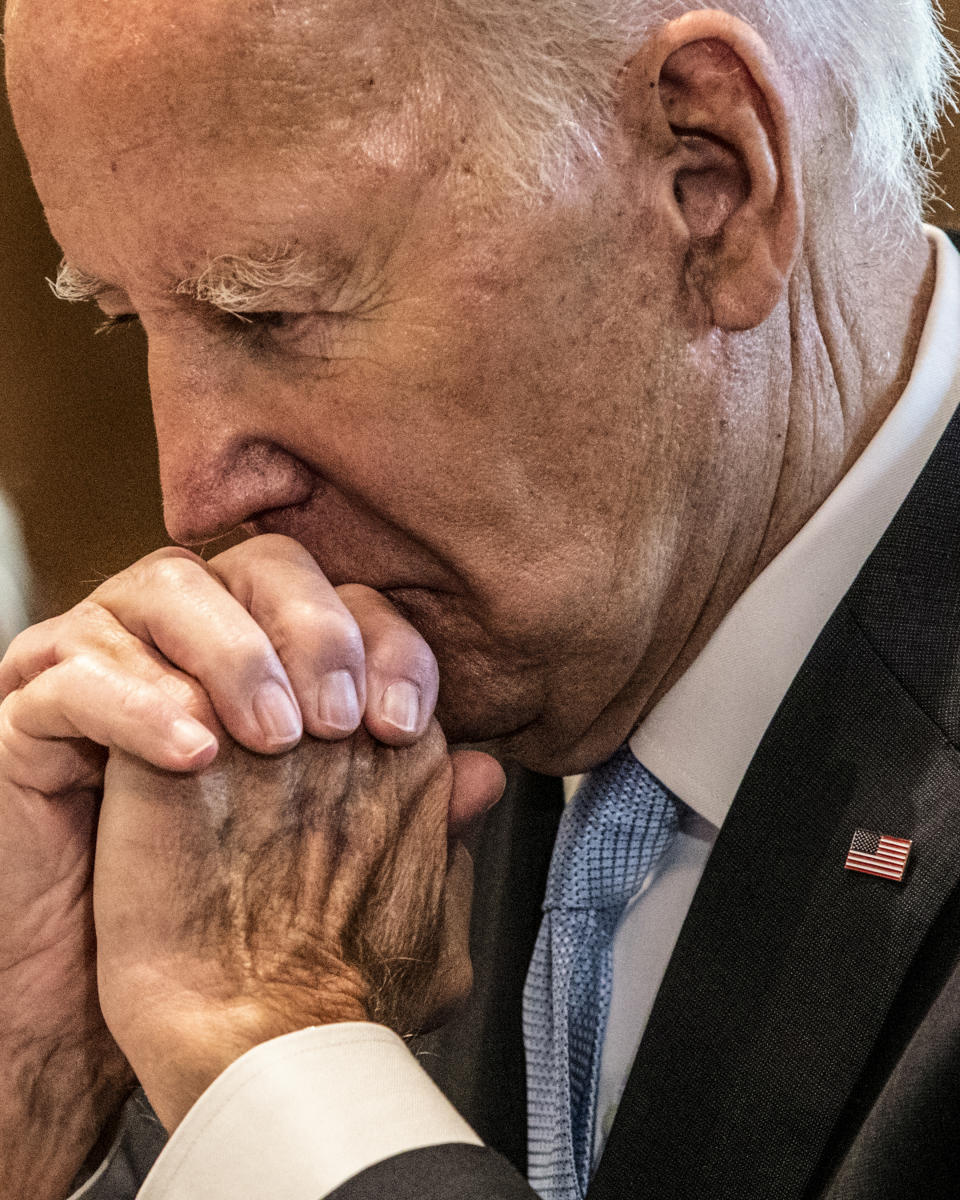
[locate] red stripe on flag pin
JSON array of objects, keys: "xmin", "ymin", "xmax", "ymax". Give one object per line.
[{"xmin": 844, "ymin": 829, "xmax": 912, "ymax": 882}]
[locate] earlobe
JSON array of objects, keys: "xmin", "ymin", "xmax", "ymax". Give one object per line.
[{"xmin": 621, "ymin": 13, "xmax": 802, "ymax": 331}]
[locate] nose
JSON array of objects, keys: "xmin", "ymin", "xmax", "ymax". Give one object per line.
[{"xmin": 148, "ymin": 335, "xmax": 315, "ymax": 545}]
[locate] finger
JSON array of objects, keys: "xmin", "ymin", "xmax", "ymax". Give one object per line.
[
  {"xmin": 337, "ymin": 584, "xmax": 439, "ymax": 745},
  {"xmin": 447, "ymin": 749, "xmax": 506, "ymax": 843},
  {"xmin": 1, "ymin": 600, "xmax": 219, "ymax": 721},
  {"xmin": 0, "ymin": 606, "xmax": 222, "ymax": 791},
  {"xmin": 0, "ymin": 725, "xmax": 106, "ymax": 797},
  {"xmin": 94, "ymin": 547, "xmax": 302, "ymax": 753},
  {"xmin": 209, "ymin": 535, "xmax": 366, "ymax": 740},
  {"xmin": 0, "ymin": 656, "xmax": 219, "ymax": 783},
  {"xmin": 0, "ymin": 615, "xmax": 65, "ymax": 698}
]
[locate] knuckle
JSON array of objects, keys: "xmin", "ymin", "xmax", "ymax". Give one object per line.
[
  {"xmin": 214, "ymin": 533, "xmax": 306, "ymax": 573},
  {"xmin": 93, "ymin": 546, "xmax": 204, "ymax": 597},
  {"xmin": 148, "ymin": 553, "xmax": 209, "ymax": 595},
  {"xmin": 313, "ymin": 608, "xmax": 364, "ymax": 659},
  {"xmin": 0, "ymin": 640, "xmax": 30, "ymax": 695},
  {"xmin": 55, "ymin": 652, "xmax": 111, "ymax": 705},
  {"xmin": 43, "ymin": 602, "xmax": 123, "ymax": 666},
  {"xmin": 71, "ymin": 597, "xmax": 106, "ymax": 622},
  {"xmin": 272, "ymin": 603, "xmax": 363, "ymax": 666},
  {"xmin": 144, "ymin": 545, "xmax": 206, "ymax": 569},
  {"xmin": 224, "ymin": 627, "xmax": 276, "ymax": 671},
  {"xmin": 247, "ymin": 532, "xmax": 305, "ymax": 559},
  {"xmin": 156, "ymin": 669, "xmax": 209, "ymax": 712},
  {"xmin": 2, "ymin": 623, "xmax": 33, "ymax": 661},
  {"xmin": 69, "ymin": 597, "xmax": 116, "ymax": 636},
  {"xmin": 113, "ymin": 691, "xmax": 144, "ymax": 725},
  {"xmin": 65, "ymin": 650, "xmax": 105, "ymax": 684}
]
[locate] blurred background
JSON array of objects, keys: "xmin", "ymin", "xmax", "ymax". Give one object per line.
[{"xmin": 2, "ymin": 6, "xmax": 960, "ymax": 624}]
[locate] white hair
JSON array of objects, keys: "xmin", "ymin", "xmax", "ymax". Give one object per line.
[
  {"xmin": 426, "ymin": 0, "xmax": 957, "ymax": 231},
  {"xmin": 50, "ymin": 251, "xmax": 327, "ymax": 317}
]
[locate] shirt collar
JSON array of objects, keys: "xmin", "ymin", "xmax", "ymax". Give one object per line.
[{"xmin": 628, "ymin": 226, "xmax": 960, "ymax": 830}]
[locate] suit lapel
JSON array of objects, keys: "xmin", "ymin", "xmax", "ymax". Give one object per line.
[
  {"xmin": 589, "ymin": 604, "xmax": 960, "ymax": 1199},
  {"xmin": 590, "ymin": 399, "xmax": 960, "ymax": 1199}
]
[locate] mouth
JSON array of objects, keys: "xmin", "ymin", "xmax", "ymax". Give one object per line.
[
  {"xmin": 378, "ymin": 584, "xmax": 451, "ymax": 628},
  {"xmin": 245, "ymin": 506, "xmax": 457, "ymax": 595}
]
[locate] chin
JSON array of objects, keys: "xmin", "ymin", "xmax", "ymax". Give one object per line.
[
  {"xmin": 437, "ymin": 662, "xmax": 635, "ymax": 777},
  {"xmin": 383, "ymin": 590, "xmax": 523, "ymax": 722},
  {"xmin": 384, "ymin": 585, "xmax": 569, "ymax": 761},
  {"xmin": 432, "ymin": 661, "xmax": 540, "ymax": 748}
]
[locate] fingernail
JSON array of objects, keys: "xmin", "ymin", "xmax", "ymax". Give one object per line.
[
  {"xmin": 171, "ymin": 718, "xmax": 217, "ymax": 761},
  {"xmin": 253, "ymin": 680, "xmax": 302, "ymax": 745},
  {"xmin": 317, "ymin": 670, "xmax": 361, "ymax": 731},
  {"xmin": 380, "ymin": 679, "xmax": 421, "ymax": 733}
]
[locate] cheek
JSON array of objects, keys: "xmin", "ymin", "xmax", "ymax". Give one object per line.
[{"xmin": 312, "ymin": 302, "xmax": 662, "ymax": 628}]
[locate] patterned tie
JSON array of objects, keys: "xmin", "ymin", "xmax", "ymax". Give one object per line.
[{"xmin": 523, "ymin": 744, "xmax": 681, "ymax": 1200}]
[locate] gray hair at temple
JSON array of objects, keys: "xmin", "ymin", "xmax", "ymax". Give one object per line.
[{"xmin": 428, "ymin": 0, "xmax": 957, "ymax": 233}]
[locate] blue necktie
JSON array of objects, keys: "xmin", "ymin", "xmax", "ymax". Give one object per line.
[{"xmin": 523, "ymin": 745, "xmax": 681, "ymax": 1199}]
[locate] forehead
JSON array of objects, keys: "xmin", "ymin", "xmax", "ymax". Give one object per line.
[
  {"xmin": 8, "ymin": 0, "xmax": 428, "ymax": 118},
  {"xmin": 6, "ymin": 0, "xmax": 455, "ymax": 270}
]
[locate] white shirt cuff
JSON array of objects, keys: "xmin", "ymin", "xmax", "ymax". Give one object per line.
[{"xmin": 139, "ymin": 1022, "xmax": 482, "ymax": 1199}]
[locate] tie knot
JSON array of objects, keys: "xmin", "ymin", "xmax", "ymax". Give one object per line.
[{"xmin": 544, "ymin": 744, "xmax": 680, "ymax": 912}]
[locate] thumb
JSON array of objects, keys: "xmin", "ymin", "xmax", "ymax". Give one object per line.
[{"xmin": 447, "ymin": 749, "xmax": 506, "ymax": 843}]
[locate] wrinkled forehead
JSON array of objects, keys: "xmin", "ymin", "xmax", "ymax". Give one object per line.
[{"xmin": 6, "ymin": 0, "xmax": 446, "ymax": 198}]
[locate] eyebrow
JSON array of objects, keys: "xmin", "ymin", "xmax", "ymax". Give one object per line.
[
  {"xmin": 177, "ymin": 250, "xmax": 332, "ymax": 314},
  {"xmin": 49, "ymin": 248, "xmax": 340, "ymax": 316},
  {"xmin": 48, "ymin": 261, "xmax": 112, "ymax": 303}
]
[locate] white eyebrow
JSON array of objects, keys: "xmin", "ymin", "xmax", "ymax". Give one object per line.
[
  {"xmin": 48, "ymin": 260, "xmax": 112, "ymax": 303},
  {"xmin": 49, "ymin": 249, "xmax": 342, "ymax": 316},
  {"xmin": 176, "ymin": 250, "xmax": 336, "ymax": 315}
]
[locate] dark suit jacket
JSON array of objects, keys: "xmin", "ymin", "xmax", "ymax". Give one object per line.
[{"xmin": 81, "ymin": 233, "xmax": 960, "ymax": 1199}]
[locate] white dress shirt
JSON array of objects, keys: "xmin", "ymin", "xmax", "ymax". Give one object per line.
[{"xmin": 76, "ymin": 227, "xmax": 960, "ymax": 1199}]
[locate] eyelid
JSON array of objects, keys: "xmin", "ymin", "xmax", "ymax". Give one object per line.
[
  {"xmin": 226, "ymin": 310, "xmax": 342, "ymax": 361},
  {"xmin": 95, "ymin": 312, "xmax": 141, "ymax": 335},
  {"xmin": 90, "ymin": 305, "xmax": 348, "ymax": 362}
]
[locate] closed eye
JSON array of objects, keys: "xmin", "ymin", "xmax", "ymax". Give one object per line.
[
  {"xmin": 95, "ymin": 312, "xmax": 142, "ymax": 336},
  {"xmin": 223, "ymin": 310, "xmax": 339, "ymax": 360},
  {"xmin": 93, "ymin": 307, "xmax": 348, "ymax": 364}
]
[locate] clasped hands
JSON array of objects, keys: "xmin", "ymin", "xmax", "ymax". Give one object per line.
[{"xmin": 0, "ymin": 535, "xmax": 503, "ymax": 1195}]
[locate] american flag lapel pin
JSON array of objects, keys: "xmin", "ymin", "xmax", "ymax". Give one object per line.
[{"xmin": 844, "ymin": 829, "xmax": 912, "ymax": 883}]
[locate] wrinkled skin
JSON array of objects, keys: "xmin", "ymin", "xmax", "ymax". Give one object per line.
[
  {"xmin": 96, "ymin": 725, "xmax": 476, "ymax": 1129},
  {"xmin": 0, "ymin": 769, "xmax": 133, "ymax": 1195},
  {"xmin": 0, "ymin": 536, "xmax": 488, "ymax": 1188}
]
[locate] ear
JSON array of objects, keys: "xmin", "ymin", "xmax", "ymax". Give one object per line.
[{"xmin": 619, "ymin": 11, "xmax": 802, "ymax": 331}]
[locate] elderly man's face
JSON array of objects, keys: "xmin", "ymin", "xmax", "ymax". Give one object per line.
[{"xmin": 6, "ymin": 0, "xmax": 763, "ymax": 769}]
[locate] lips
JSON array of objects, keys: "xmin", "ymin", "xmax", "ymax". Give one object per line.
[{"xmin": 247, "ymin": 505, "xmax": 457, "ymax": 595}]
